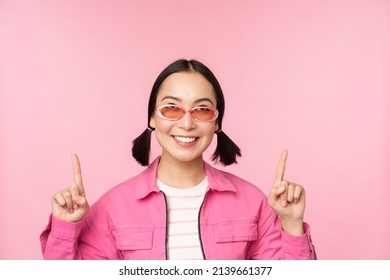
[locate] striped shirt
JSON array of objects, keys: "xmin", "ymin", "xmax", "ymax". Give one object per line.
[{"xmin": 157, "ymin": 177, "xmax": 207, "ymax": 260}]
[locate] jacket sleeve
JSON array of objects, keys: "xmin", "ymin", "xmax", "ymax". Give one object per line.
[
  {"xmin": 40, "ymin": 205, "xmax": 121, "ymax": 259},
  {"xmin": 40, "ymin": 214, "xmax": 87, "ymax": 259},
  {"xmin": 247, "ymin": 199, "xmax": 317, "ymax": 260}
]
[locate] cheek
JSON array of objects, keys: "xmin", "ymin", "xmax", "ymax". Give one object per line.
[
  {"xmin": 200, "ymin": 123, "xmax": 218, "ymax": 137},
  {"xmin": 153, "ymin": 118, "xmax": 174, "ymax": 134},
  {"xmin": 154, "ymin": 126, "xmax": 172, "ymax": 149},
  {"xmin": 208, "ymin": 122, "xmax": 219, "ymax": 133}
]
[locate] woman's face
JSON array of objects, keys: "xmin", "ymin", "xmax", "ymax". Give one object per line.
[{"xmin": 150, "ymin": 71, "xmax": 219, "ymax": 164}]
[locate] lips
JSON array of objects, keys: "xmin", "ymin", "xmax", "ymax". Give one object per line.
[{"xmin": 174, "ymin": 136, "xmax": 198, "ymax": 143}]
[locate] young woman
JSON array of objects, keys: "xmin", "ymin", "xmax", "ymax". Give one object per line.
[{"xmin": 40, "ymin": 59, "xmax": 316, "ymax": 260}]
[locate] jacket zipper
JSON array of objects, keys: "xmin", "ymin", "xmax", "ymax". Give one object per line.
[
  {"xmin": 162, "ymin": 190, "xmax": 207, "ymax": 260},
  {"xmin": 198, "ymin": 192, "xmax": 208, "ymax": 260},
  {"xmin": 161, "ymin": 191, "xmax": 169, "ymax": 260}
]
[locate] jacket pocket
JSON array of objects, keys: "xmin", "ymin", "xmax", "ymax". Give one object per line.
[
  {"xmin": 213, "ymin": 219, "xmax": 258, "ymax": 242},
  {"xmin": 113, "ymin": 226, "xmax": 154, "ymax": 250}
]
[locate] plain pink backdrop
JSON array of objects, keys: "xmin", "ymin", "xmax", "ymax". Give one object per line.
[{"xmin": 1, "ymin": 0, "xmax": 389, "ymax": 259}]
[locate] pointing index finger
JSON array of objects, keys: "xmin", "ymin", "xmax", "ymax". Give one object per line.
[
  {"xmin": 72, "ymin": 153, "xmax": 85, "ymax": 196},
  {"xmin": 274, "ymin": 149, "xmax": 288, "ymax": 186}
]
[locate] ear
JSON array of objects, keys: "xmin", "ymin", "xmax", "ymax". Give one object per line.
[
  {"xmin": 149, "ymin": 115, "xmax": 156, "ymax": 129},
  {"xmin": 214, "ymin": 121, "xmax": 219, "ymax": 133}
]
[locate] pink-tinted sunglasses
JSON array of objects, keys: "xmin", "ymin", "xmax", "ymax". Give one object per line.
[{"xmin": 155, "ymin": 104, "xmax": 219, "ymax": 122}]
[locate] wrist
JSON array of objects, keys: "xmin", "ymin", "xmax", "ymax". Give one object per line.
[{"xmin": 280, "ymin": 218, "xmax": 304, "ymax": 236}]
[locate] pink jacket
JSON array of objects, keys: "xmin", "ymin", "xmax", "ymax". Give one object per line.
[{"xmin": 40, "ymin": 157, "xmax": 316, "ymax": 260}]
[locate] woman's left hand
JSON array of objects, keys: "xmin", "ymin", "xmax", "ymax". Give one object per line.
[{"xmin": 267, "ymin": 150, "xmax": 306, "ymax": 236}]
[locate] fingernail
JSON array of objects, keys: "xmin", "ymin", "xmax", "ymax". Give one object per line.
[{"xmin": 282, "ymin": 200, "xmax": 287, "ymax": 207}]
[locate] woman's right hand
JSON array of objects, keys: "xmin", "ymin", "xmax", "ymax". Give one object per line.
[{"xmin": 51, "ymin": 154, "xmax": 90, "ymax": 223}]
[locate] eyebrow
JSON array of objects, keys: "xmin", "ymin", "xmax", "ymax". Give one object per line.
[{"xmin": 160, "ymin": 96, "xmax": 215, "ymax": 105}]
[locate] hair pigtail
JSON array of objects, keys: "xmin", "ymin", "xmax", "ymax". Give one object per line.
[
  {"xmin": 212, "ymin": 130, "xmax": 241, "ymax": 166},
  {"xmin": 132, "ymin": 127, "xmax": 154, "ymax": 166}
]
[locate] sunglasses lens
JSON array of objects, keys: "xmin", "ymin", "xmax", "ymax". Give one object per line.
[
  {"xmin": 157, "ymin": 105, "xmax": 218, "ymax": 121},
  {"xmin": 192, "ymin": 107, "xmax": 217, "ymax": 121},
  {"xmin": 159, "ymin": 106, "xmax": 184, "ymax": 120}
]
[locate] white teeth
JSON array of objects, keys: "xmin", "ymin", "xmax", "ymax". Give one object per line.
[{"xmin": 174, "ymin": 136, "xmax": 197, "ymax": 143}]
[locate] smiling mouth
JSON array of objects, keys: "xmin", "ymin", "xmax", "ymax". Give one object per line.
[{"xmin": 173, "ymin": 136, "xmax": 198, "ymax": 143}]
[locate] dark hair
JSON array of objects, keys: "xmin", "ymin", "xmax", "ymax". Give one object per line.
[{"xmin": 132, "ymin": 59, "xmax": 241, "ymax": 166}]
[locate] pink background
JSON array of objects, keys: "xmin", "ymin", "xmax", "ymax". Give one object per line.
[{"xmin": 1, "ymin": 0, "xmax": 389, "ymax": 259}]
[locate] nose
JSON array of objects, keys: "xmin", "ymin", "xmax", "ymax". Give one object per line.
[{"xmin": 178, "ymin": 111, "xmax": 196, "ymax": 130}]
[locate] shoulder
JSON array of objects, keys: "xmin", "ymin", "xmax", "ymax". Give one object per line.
[
  {"xmin": 205, "ymin": 164, "xmax": 272, "ymax": 217},
  {"xmin": 224, "ymin": 170, "xmax": 265, "ymax": 197},
  {"xmin": 94, "ymin": 175, "xmax": 140, "ymax": 207},
  {"xmin": 205, "ymin": 162, "xmax": 266, "ymax": 198},
  {"xmin": 84, "ymin": 172, "xmax": 155, "ymax": 231},
  {"xmin": 95, "ymin": 158, "xmax": 160, "ymax": 205},
  {"xmin": 87, "ymin": 170, "xmax": 156, "ymax": 223}
]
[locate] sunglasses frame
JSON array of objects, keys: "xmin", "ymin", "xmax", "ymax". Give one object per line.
[{"xmin": 155, "ymin": 104, "xmax": 219, "ymax": 122}]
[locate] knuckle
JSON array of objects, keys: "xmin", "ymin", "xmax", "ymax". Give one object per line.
[{"xmin": 268, "ymin": 189, "xmax": 276, "ymax": 196}]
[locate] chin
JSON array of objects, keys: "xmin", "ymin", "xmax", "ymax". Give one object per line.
[{"xmin": 167, "ymin": 152, "xmax": 203, "ymax": 164}]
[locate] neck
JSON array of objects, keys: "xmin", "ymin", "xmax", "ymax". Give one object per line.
[{"xmin": 157, "ymin": 154, "xmax": 206, "ymax": 189}]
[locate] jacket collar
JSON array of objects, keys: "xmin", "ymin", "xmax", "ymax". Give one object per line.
[
  {"xmin": 135, "ymin": 157, "xmax": 236, "ymax": 199},
  {"xmin": 135, "ymin": 157, "xmax": 161, "ymax": 199},
  {"xmin": 204, "ymin": 161, "xmax": 236, "ymax": 193}
]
